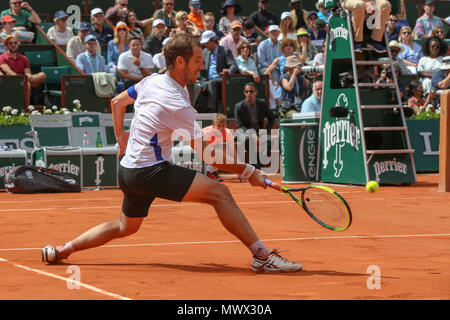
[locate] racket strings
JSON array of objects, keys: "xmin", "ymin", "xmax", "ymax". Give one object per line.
[{"xmin": 302, "ymin": 188, "xmax": 350, "ymax": 229}]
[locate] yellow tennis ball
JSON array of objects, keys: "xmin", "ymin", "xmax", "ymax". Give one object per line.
[{"xmin": 366, "ymin": 181, "xmax": 379, "ymax": 193}]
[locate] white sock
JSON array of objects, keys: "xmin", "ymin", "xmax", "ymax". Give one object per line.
[{"xmin": 249, "ymin": 240, "xmax": 271, "ymax": 259}]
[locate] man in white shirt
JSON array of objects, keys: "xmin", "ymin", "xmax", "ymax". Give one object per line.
[
  {"xmin": 219, "ymin": 20, "xmax": 248, "ymax": 58},
  {"xmin": 41, "ymin": 33, "xmax": 302, "ymax": 273},
  {"xmin": 118, "ymin": 36, "xmax": 154, "ymax": 89}
]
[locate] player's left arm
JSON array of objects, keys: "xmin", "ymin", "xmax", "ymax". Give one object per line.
[
  {"xmin": 190, "ymin": 138, "xmax": 267, "ymax": 188},
  {"xmin": 111, "ymin": 87, "xmax": 136, "ymax": 157}
]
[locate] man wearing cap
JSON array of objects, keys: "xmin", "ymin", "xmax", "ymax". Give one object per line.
[
  {"xmin": 219, "ymin": 20, "xmax": 248, "ymax": 59},
  {"xmin": 432, "ymin": 56, "xmax": 450, "ymax": 91},
  {"xmin": 47, "ymin": 10, "xmax": 73, "ymax": 45},
  {"xmin": 188, "ymin": 0, "xmax": 204, "ymax": 30},
  {"xmin": 257, "ymin": 25, "xmax": 281, "ymax": 78},
  {"xmin": 341, "ymin": 0, "xmax": 391, "ymax": 53},
  {"xmin": 90, "ymin": 8, "xmax": 114, "ymax": 45},
  {"xmin": 0, "ymin": 35, "xmax": 46, "ymax": 103},
  {"xmin": 76, "ymin": 35, "xmax": 110, "ymax": 75},
  {"xmin": 248, "ymin": 0, "xmax": 279, "ymax": 36},
  {"xmin": 415, "ymin": 0, "xmax": 443, "ymax": 40},
  {"xmin": 289, "ymin": 0, "xmax": 308, "ymax": 30},
  {"xmin": 201, "ymin": 30, "xmax": 236, "ymax": 113},
  {"xmin": 66, "ymin": 22, "xmax": 101, "ymax": 63},
  {"xmin": 118, "ymin": 36, "xmax": 154, "ymax": 89},
  {"xmin": 143, "ymin": 19, "xmax": 167, "ymax": 56},
  {"xmin": 153, "ymin": 0, "xmax": 177, "ymax": 35},
  {"xmin": 1, "ymin": 15, "xmax": 21, "ymax": 46},
  {"xmin": 0, "ymin": 0, "xmax": 41, "ymax": 28}
]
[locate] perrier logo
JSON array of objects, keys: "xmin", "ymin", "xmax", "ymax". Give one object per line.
[{"xmin": 373, "ymin": 159, "xmax": 408, "ymax": 182}]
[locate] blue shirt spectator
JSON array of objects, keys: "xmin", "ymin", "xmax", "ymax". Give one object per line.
[
  {"xmin": 301, "ymin": 80, "xmax": 322, "ymax": 113},
  {"xmin": 76, "ymin": 35, "xmax": 110, "ymax": 74},
  {"xmin": 207, "ymin": 46, "xmax": 221, "ymax": 80}
]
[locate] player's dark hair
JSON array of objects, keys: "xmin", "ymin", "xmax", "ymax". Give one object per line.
[{"xmin": 164, "ymin": 33, "xmax": 201, "ymax": 70}]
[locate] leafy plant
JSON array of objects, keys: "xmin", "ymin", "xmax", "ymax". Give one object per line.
[{"xmin": 410, "ymin": 105, "xmax": 440, "ymax": 120}]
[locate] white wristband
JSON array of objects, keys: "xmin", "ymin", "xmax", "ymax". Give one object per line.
[{"xmin": 240, "ymin": 164, "xmax": 256, "ymax": 179}]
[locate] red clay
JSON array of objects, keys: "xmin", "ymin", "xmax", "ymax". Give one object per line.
[{"xmin": 0, "ymin": 174, "xmax": 449, "ymax": 300}]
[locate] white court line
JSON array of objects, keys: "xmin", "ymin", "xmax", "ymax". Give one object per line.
[
  {"xmin": 1, "ymin": 233, "xmax": 450, "ymax": 252},
  {"xmin": 0, "ymin": 257, "xmax": 132, "ymax": 300}
]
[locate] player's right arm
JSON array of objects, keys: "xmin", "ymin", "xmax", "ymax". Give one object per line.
[{"xmin": 111, "ymin": 86, "xmax": 136, "ymax": 157}]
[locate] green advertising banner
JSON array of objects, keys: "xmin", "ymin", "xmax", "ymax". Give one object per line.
[
  {"xmin": 82, "ymin": 147, "xmax": 119, "ymax": 188},
  {"xmin": 368, "ymin": 153, "xmax": 416, "ymax": 184},
  {"xmin": 0, "ymin": 150, "xmax": 27, "ymax": 190},
  {"xmin": 45, "ymin": 148, "xmax": 82, "ymax": 186},
  {"xmin": 406, "ymin": 119, "xmax": 439, "ymax": 172}
]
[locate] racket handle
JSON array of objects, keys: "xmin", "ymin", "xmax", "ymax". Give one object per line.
[{"xmin": 265, "ymin": 178, "xmax": 282, "ymax": 191}]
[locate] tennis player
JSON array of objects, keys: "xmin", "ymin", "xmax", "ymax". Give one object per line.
[{"xmin": 41, "ymin": 34, "xmax": 301, "ymax": 273}]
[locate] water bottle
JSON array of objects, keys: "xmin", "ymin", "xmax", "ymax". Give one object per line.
[
  {"xmin": 96, "ymin": 132, "xmax": 103, "ymax": 148},
  {"xmin": 82, "ymin": 131, "xmax": 89, "ymax": 147}
]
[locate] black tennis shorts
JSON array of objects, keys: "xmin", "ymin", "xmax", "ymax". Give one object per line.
[{"xmin": 118, "ymin": 161, "xmax": 197, "ymax": 218}]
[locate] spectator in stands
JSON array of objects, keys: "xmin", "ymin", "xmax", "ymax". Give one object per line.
[
  {"xmin": 414, "ymin": 0, "xmax": 443, "ymax": 40},
  {"xmin": 341, "ymin": 0, "xmax": 391, "ymax": 53},
  {"xmin": 66, "ymin": 22, "xmax": 101, "ymax": 63},
  {"xmin": 257, "ymin": 25, "xmax": 281, "ymax": 76},
  {"xmin": 234, "ymin": 82, "xmax": 275, "ymax": 167},
  {"xmin": 76, "ymin": 35, "xmax": 110, "ymax": 75},
  {"xmin": 105, "ymin": 0, "xmax": 129, "ymax": 28},
  {"xmin": 219, "ymin": 20, "xmax": 248, "ymax": 59},
  {"xmin": 395, "ymin": 0, "xmax": 409, "ymax": 30},
  {"xmin": 279, "ymin": 55, "xmax": 307, "ymax": 117},
  {"xmin": 1, "ymin": 15, "xmax": 20, "ymax": 42},
  {"xmin": 301, "ymin": 79, "xmax": 322, "ymax": 113},
  {"xmin": 0, "ymin": 35, "xmax": 46, "ymax": 92},
  {"xmin": 431, "ymin": 26, "xmax": 450, "ymax": 56},
  {"xmin": 202, "ymin": 113, "xmax": 234, "ymax": 182},
  {"xmin": 242, "ymin": 20, "xmax": 262, "ymax": 52},
  {"xmin": 407, "ymin": 80, "xmax": 437, "ymax": 115},
  {"xmin": 117, "ymin": 36, "xmax": 154, "ymax": 89},
  {"xmin": 143, "ymin": 19, "xmax": 167, "ymax": 57},
  {"xmin": 187, "ymin": 0, "xmax": 204, "ymax": 30},
  {"xmin": 386, "ymin": 15, "xmax": 400, "ymax": 42},
  {"xmin": 0, "ymin": 20, "xmax": 6, "ymax": 54},
  {"xmin": 393, "ymin": 63, "xmax": 406, "ymax": 101},
  {"xmin": 219, "ymin": 0, "xmax": 243, "ymax": 35},
  {"xmin": 235, "ymin": 41, "xmax": 260, "ymax": 83},
  {"xmin": 279, "ymin": 12, "xmax": 297, "ymax": 42},
  {"xmin": 249, "ymin": 0, "xmax": 279, "ymax": 37},
  {"xmin": 296, "ymin": 28, "xmax": 318, "ymax": 66},
  {"xmin": 289, "ymin": 0, "xmax": 308, "ymax": 30},
  {"xmin": 90, "ymin": 8, "xmax": 114, "ymax": 45},
  {"xmin": 107, "ymin": 21, "xmax": 129, "ymax": 73},
  {"xmin": 169, "ymin": 11, "xmax": 199, "ymax": 37},
  {"xmin": 126, "ymin": 9, "xmax": 151, "ymax": 41},
  {"xmin": 200, "ymin": 30, "xmax": 235, "ymax": 113},
  {"xmin": 312, "ymin": 39, "xmax": 326, "ymax": 66},
  {"xmin": 0, "ymin": 0, "xmax": 41, "ymax": 28},
  {"xmin": 398, "ymin": 26, "xmax": 423, "ymax": 74},
  {"xmin": 47, "ymin": 10, "xmax": 73, "ymax": 45},
  {"xmin": 315, "ymin": 0, "xmax": 330, "ymax": 23},
  {"xmin": 432, "ymin": 56, "xmax": 450, "ymax": 91},
  {"xmin": 153, "ymin": 37, "xmax": 171, "ymax": 74},
  {"xmin": 417, "ymin": 36, "xmax": 447, "ymax": 93},
  {"xmin": 306, "ymin": 11, "xmax": 326, "ymax": 41},
  {"xmin": 153, "ymin": 0, "xmax": 177, "ymax": 35},
  {"xmin": 264, "ymin": 38, "xmax": 297, "ymax": 83},
  {"xmin": 203, "ymin": 12, "xmax": 225, "ymax": 40},
  {"xmin": 378, "ymin": 40, "xmax": 410, "ymax": 75}
]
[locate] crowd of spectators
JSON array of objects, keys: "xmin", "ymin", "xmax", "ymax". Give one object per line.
[{"xmin": 0, "ymin": 0, "xmax": 449, "ymax": 117}]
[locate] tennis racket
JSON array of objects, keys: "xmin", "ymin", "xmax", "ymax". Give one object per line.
[{"xmin": 264, "ymin": 179, "xmax": 352, "ymax": 232}]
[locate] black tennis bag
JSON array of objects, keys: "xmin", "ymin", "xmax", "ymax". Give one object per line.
[{"xmin": 4, "ymin": 165, "xmax": 81, "ymax": 194}]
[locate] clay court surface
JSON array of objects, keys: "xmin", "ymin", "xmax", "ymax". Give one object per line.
[{"xmin": 0, "ymin": 174, "xmax": 449, "ymax": 300}]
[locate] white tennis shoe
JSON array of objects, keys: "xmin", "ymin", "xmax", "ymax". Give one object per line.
[{"xmin": 251, "ymin": 249, "xmax": 302, "ymax": 273}]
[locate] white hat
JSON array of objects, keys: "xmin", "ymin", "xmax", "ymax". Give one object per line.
[
  {"xmin": 153, "ymin": 19, "xmax": 165, "ymax": 27},
  {"xmin": 91, "ymin": 8, "xmax": 104, "ymax": 17},
  {"xmin": 268, "ymin": 25, "xmax": 280, "ymax": 33},
  {"xmin": 162, "ymin": 37, "xmax": 172, "ymax": 46},
  {"xmin": 281, "ymin": 12, "xmax": 292, "ymax": 21},
  {"xmin": 200, "ymin": 30, "xmax": 216, "ymax": 44}
]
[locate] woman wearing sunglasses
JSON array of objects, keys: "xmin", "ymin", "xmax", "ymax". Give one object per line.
[
  {"xmin": 417, "ymin": 36, "xmax": 447, "ymax": 93},
  {"xmin": 397, "ymin": 26, "xmax": 423, "ymax": 74},
  {"xmin": 47, "ymin": 10, "xmax": 74, "ymax": 45}
]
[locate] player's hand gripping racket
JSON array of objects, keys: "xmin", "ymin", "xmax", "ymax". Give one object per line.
[{"xmin": 264, "ymin": 179, "xmax": 352, "ymax": 231}]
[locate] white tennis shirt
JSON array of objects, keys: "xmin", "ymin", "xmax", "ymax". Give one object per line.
[{"xmin": 120, "ymin": 73, "xmax": 204, "ymax": 169}]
